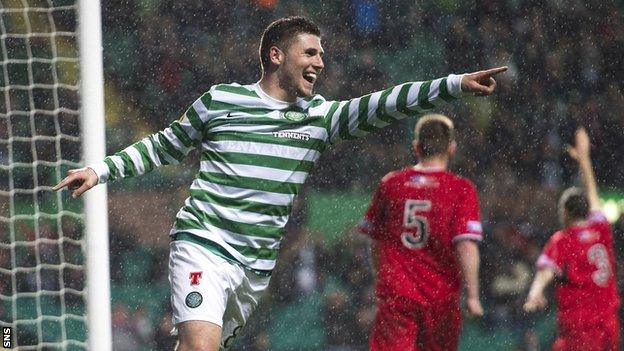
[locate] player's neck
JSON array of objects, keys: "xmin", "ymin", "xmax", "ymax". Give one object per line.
[
  {"xmin": 565, "ymin": 218, "xmax": 587, "ymax": 228},
  {"xmin": 417, "ymin": 157, "xmax": 448, "ymax": 170},
  {"xmin": 258, "ymin": 75, "xmax": 297, "ymax": 103}
]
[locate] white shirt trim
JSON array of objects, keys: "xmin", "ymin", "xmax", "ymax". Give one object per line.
[
  {"xmin": 87, "ymin": 162, "xmax": 110, "ymax": 184},
  {"xmin": 413, "ymin": 164, "xmax": 446, "ymax": 172},
  {"xmin": 253, "ymin": 82, "xmax": 305, "ymax": 108},
  {"xmin": 536, "ymin": 254, "xmax": 562, "ymax": 275},
  {"xmin": 452, "ymin": 233, "xmax": 483, "ymax": 243}
]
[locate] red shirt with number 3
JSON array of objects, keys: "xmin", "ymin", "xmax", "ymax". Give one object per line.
[
  {"xmin": 537, "ymin": 211, "xmax": 620, "ymax": 329},
  {"xmin": 359, "ymin": 167, "xmax": 483, "ymax": 303}
]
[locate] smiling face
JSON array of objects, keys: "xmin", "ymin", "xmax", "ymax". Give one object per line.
[{"xmin": 274, "ymin": 33, "xmax": 324, "ymax": 98}]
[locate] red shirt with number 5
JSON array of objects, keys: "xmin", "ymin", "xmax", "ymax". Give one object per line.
[{"xmin": 358, "ymin": 166, "xmax": 482, "ymax": 303}]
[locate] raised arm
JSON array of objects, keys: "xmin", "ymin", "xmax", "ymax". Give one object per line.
[
  {"xmin": 320, "ymin": 67, "xmax": 507, "ymax": 143},
  {"xmin": 568, "ymin": 128, "xmax": 600, "ymax": 211},
  {"xmin": 54, "ymin": 91, "xmax": 215, "ymax": 197}
]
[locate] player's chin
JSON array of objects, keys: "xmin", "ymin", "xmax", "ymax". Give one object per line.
[{"xmin": 297, "ymin": 82, "xmax": 315, "ymax": 97}]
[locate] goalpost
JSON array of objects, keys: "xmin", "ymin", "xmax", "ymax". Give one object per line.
[
  {"xmin": 0, "ymin": 0, "xmax": 110, "ymax": 349},
  {"xmin": 78, "ymin": 0, "xmax": 110, "ymax": 350}
]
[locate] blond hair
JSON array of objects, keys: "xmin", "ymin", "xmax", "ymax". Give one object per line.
[{"xmin": 414, "ymin": 114, "xmax": 455, "ymax": 157}]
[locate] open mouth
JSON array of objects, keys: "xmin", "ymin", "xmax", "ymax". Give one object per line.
[{"xmin": 303, "ymin": 71, "xmax": 317, "ymax": 84}]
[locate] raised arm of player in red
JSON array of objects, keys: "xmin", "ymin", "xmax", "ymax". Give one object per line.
[{"xmin": 567, "ymin": 128, "xmax": 600, "ymax": 212}]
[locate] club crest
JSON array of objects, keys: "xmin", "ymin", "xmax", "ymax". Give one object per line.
[
  {"xmin": 185, "ymin": 291, "xmax": 203, "ymax": 308},
  {"xmin": 283, "ymin": 111, "xmax": 307, "ymax": 122}
]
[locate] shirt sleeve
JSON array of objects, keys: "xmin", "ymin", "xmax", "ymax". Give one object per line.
[
  {"xmin": 588, "ymin": 210, "xmax": 609, "ymax": 224},
  {"xmin": 451, "ymin": 181, "xmax": 483, "ymax": 244},
  {"xmin": 536, "ymin": 234, "xmax": 565, "ymax": 275},
  {"xmin": 358, "ymin": 179, "xmax": 388, "ymax": 241},
  {"xmin": 89, "ymin": 91, "xmax": 215, "ymax": 183},
  {"xmin": 316, "ymin": 74, "xmax": 464, "ymax": 144}
]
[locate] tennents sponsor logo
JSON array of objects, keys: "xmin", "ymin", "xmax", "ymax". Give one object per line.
[{"xmin": 272, "ymin": 131, "xmax": 310, "ymax": 141}]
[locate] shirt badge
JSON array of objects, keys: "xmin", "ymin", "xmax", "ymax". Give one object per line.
[
  {"xmin": 283, "ymin": 111, "xmax": 307, "ymax": 122},
  {"xmin": 407, "ymin": 175, "xmax": 438, "ymax": 187}
]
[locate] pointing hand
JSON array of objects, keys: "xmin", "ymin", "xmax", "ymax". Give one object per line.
[
  {"xmin": 461, "ymin": 66, "xmax": 508, "ymax": 96},
  {"xmin": 52, "ymin": 167, "xmax": 99, "ymax": 198}
]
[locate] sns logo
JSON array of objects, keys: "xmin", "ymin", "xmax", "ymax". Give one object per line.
[
  {"xmin": 3, "ymin": 326, "xmax": 12, "ymax": 348},
  {"xmin": 189, "ymin": 272, "xmax": 203, "ymax": 286}
]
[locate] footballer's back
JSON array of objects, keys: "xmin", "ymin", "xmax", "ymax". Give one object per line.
[
  {"xmin": 562, "ymin": 213, "xmax": 616, "ymax": 289},
  {"xmin": 361, "ymin": 166, "xmax": 482, "ymax": 301},
  {"xmin": 539, "ymin": 211, "xmax": 620, "ymax": 322}
]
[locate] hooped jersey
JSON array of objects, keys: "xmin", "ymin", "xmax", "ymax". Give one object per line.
[
  {"xmin": 537, "ymin": 211, "xmax": 620, "ymax": 328},
  {"xmin": 359, "ymin": 166, "xmax": 482, "ymax": 303},
  {"xmin": 90, "ymin": 76, "xmax": 464, "ymax": 273}
]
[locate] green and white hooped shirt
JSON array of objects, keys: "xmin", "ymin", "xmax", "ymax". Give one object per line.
[{"xmin": 89, "ymin": 75, "xmax": 464, "ymax": 273}]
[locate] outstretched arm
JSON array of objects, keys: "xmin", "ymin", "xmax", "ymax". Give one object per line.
[
  {"xmin": 523, "ymin": 268, "xmax": 555, "ymax": 312},
  {"xmin": 54, "ymin": 91, "xmax": 215, "ymax": 197},
  {"xmin": 568, "ymin": 128, "xmax": 600, "ymax": 211},
  {"xmin": 456, "ymin": 240, "xmax": 484, "ymax": 317},
  {"xmin": 320, "ymin": 67, "xmax": 507, "ymax": 143}
]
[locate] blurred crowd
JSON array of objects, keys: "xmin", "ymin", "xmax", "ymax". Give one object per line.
[
  {"xmin": 104, "ymin": 204, "xmax": 624, "ymax": 350},
  {"xmin": 5, "ymin": 0, "xmax": 624, "ymax": 349},
  {"xmin": 13, "ymin": 0, "xmax": 615, "ymax": 349},
  {"xmin": 101, "ymin": 0, "xmax": 624, "ymax": 191}
]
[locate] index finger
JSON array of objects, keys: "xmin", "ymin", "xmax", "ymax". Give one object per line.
[
  {"xmin": 480, "ymin": 66, "xmax": 508, "ymax": 77},
  {"xmin": 52, "ymin": 175, "xmax": 73, "ymax": 191}
]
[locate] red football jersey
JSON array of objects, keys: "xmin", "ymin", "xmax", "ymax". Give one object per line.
[
  {"xmin": 537, "ymin": 211, "xmax": 620, "ymax": 329},
  {"xmin": 359, "ymin": 166, "xmax": 483, "ymax": 303}
]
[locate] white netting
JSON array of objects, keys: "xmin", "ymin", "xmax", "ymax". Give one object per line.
[{"xmin": 0, "ymin": 0, "xmax": 88, "ymax": 349}]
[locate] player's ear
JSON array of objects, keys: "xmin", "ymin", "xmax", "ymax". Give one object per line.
[
  {"xmin": 448, "ymin": 141, "xmax": 457, "ymax": 156},
  {"xmin": 412, "ymin": 140, "xmax": 422, "ymax": 157},
  {"xmin": 268, "ymin": 46, "xmax": 284, "ymax": 66},
  {"xmin": 559, "ymin": 207, "xmax": 570, "ymax": 227}
]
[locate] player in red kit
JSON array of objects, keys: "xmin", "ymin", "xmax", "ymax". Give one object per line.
[
  {"xmin": 359, "ymin": 114, "xmax": 484, "ymax": 351},
  {"xmin": 524, "ymin": 128, "xmax": 620, "ymax": 351}
]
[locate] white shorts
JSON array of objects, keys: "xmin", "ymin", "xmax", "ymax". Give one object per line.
[{"xmin": 168, "ymin": 240, "xmax": 271, "ymax": 349}]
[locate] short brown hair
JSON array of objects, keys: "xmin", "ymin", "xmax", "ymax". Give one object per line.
[
  {"xmin": 259, "ymin": 16, "xmax": 321, "ymax": 71},
  {"xmin": 559, "ymin": 187, "xmax": 589, "ymax": 221},
  {"xmin": 414, "ymin": 114, "xmax": 455, "ymax": 157}
]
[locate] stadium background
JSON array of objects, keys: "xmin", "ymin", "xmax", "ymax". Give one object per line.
[
  {"xmin": 13, "ymin": 0, "xmax": 624, "ymax": 349},
  {"xmin": 103, "ymin": 1, "xmax": 624, "ymax": 350}
]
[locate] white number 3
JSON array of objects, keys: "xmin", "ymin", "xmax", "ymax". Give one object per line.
[
  {"xmin": 587, "ymin": 243, "xmax": 611, "ymax": 287},
  {"xmin": 401, "ymin": 200, "xmax": 431, "ymax": 249}
]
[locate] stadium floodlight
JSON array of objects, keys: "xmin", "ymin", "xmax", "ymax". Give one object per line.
[{"xmin": 0, "ymin": 0, "xmax": 111, "ymax": 349}]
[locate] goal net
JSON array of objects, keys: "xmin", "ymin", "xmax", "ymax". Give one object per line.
[{"xmin": 0, "ymin": 0, "xmax": 109, "ymax": 349}]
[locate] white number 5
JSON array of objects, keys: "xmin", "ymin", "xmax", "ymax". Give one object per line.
[{"xmin": 401, "ymin": 200, "xmax": 431, "ymax": 249}]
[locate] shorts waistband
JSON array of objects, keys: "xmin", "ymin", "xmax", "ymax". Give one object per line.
[{"xmin": 171, "ymin": 232, "xmax": 272, "ymax": 277}]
